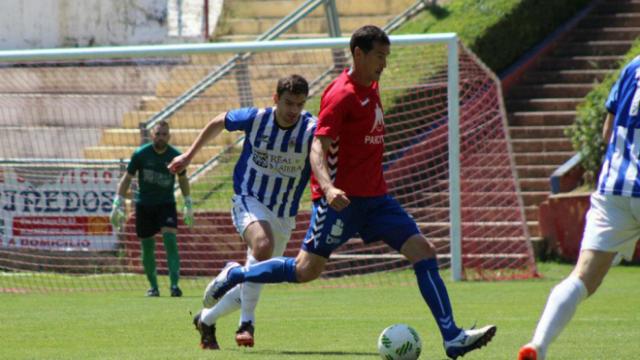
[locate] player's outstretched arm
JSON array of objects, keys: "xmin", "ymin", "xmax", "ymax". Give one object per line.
[
  {"xmin": 310, "ymin": 136, "xmax": 349, "ymax": 211},
  {"xmin": 178, "ymin": 173, "xmax": 194, "ymax": 228},
  {"xmin": 168, "ymin": 112, "xmax": 226, "ymax": 174},
  {"xmin": 111, "ymin": 173, "xmax": 132, "ymax": 230},
  {"xmin": 602, "ymin": 112, "xmax": 614, "ymax": 144}
]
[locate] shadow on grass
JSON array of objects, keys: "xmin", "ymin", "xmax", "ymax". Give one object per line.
[
  {"xmin": 428, "ymin": 4, "xmax": 450, "ymax": 20},
  {"xmin": 238, "ymin": 349, "xmax": 378, "ymax": 357}
]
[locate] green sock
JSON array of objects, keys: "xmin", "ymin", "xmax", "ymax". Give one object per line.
[
  {"xmin": 163, "ymin": 232, "xmax": 180, "ymax": 287},
  {"xmin": 141, "ymin": 237, "xmax": 158, "ymax": 289}
]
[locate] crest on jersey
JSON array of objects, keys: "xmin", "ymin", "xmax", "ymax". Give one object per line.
[{"xmin": 370, "ymin": 103, "xmax": 385, "ymax": 133}]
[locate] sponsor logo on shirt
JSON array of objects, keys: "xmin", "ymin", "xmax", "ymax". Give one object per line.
[
  {"xmin": 252, "ymin": 149, "xmax": 305, "ymax": 177},
  {"xmin": 370, "ymin": 103, "xmax": 385, "ymax": 133},
  {"xmin": 364, "ymin": 103, "xmax": 385, "ymax": 144}
]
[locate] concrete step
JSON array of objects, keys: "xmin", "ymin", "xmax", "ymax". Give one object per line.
[
  {"xmin": 516, "ymin": 165, "xmax": 559, "ymax": 178},
  {"xmin": 0, "ymin": 94, "xmax": 140, "ymax": 127},
  {"xmin": 407, "ymin": 206, "xmax": 527, "ymax": 223},
  {"xmin": 507, "ymin": 98, "xmax": 582, "ymax": 112},
  {"xmin": 0, "ymin": 66, "xmax": 170, "ymax": 94},
  {"xmin": 553, "ymin": 41, "xmax": 634, "ymax": 56},
  {"xmin": 217, "ymin": 34, "xmax": 325, "ymax": 42},
  {"xmin": 155, "ymin": 78, "xmax": 239, "ymax": 97},
  {"xmin": 139, "ymin": 96, "xmax": 277, "ymax": 112},
  {"xmin": 519, "ymin": 178, "xmax": 552, "ymax": 192},
  {"xmin": 426, "ymin": 236, "xmax": 532, "ymax": 255},
  {"xmin": 100, "ymin": 128, "xmax": 239, "ymax": 147},
  {"xmin": 156, "ymin": 67, "xmax": 329, "ymax": 97},
  {"xmin": 433, "ymin": 179, "xmax": 519, "ymax": 193},
  {"xmin": 168, "ymin": 63, "xmax": 329, "ymax": 83},
  {"xmin": 225, "ymin": 0, "xmax": 415, "ymax": 17},
  {"xmin": 223, "ymin": 15, "xmax": 394, "ymax": 35},
  {"xmin": 420, "ymin": 191, "xmax": 520, "ymax": 207},
  {"xmin": 508, "ymin": 83, "xmax": 594, "ymax": 98},
  {"xmin": 0, "ymin": 126, "xmax": 101, "ymax": 159},
  {"xmin": 509, "ymin": 125, "xmax": 568, "ymax": 139},
  {"xmin": 189, "ymin": 49, "xmax": 336, "ymax": 66},
  {"xmin": 458, "ymin": 166, "xmax": 513, "ymax": 180},
  {"xmin": 524, "ymin": 205, "xmax": 540, "ymax": 222},
  {"xmin": 508, "ymin": 111, "xmax": 576, "ymax": 126},
  {"xmin": 579, "ymin": 13, "xmax": 640, "ymax": 28},
  {"xmin": 122, "ymin": 111, "xmax": 215, "ymax": 128},
  {"xmin": 511, "ymin": 138, "xmax": 573, "ymax": 153},
  {"xmin": 83, "ymin": 145, "xmax": 223, "ymax": 163},
  {"xmin": 187, "ymin": 53, "xmax": 231, "ymax": 65},
  {"xmin": 570, "ymin": 27, "xmax": 640, "ymax": 41},
  {"xmin": 461, "ymin": 154, "xmax": 511, "ymax": 168},
  {"xmin": 514, "ymin": 152, "xmax": 574, "ymax": 166},
  {"xmin": 538, "ymin": 55, "xmax": 624, "ymax": 70},
  {"xmin": 521, "ymin": 69, "xmax": 610, "ymax": 84},
  {"xmin": 420, "ymin": 191, "xmax": 547, "ymax": 209}
]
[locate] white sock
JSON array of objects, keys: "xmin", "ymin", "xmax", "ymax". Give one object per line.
[
  {"xmin": 201, "ymin": 284, "xmax": 241, "ymax": 325},
  {"xmin": 532, "ymin": 276, "xmax": 588, "ymax": 357},
  {"xmin": 240, "ymin": 255, "xmax": 263, "ymax": 325}
]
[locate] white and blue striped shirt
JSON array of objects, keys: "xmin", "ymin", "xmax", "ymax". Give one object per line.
[
  {"xmin": 598, "ymin": 56, "xmax": 640, "ymax": 197},
  {"xmin": 226, "ymin": 107, "xmax": 316, "ymax": 217}
]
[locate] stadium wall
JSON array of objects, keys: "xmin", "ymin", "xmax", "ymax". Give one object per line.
[{"xmin": 0, "ymin": 0, "xmax": 168, "ymax": 50}]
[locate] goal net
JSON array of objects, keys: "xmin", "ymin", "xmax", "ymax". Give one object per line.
[{"xmin": 0, "ymin": 35, "xmax": 537, "ymax": 292}]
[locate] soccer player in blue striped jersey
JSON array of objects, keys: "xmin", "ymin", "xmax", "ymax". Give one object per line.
[
  {"xmin": 519, "ymin": 57, "xmax": 640, "ymax": 360},
  {"xmin": 168, "ymin": 74, "xmax": 316, "ymax": 350}
]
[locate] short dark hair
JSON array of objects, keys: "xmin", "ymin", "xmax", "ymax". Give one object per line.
[
  {"xmin": 152, "ymin": 120, "xmax": 170, "ymax": 131},
  {"xmin": 276, "ymin": 74, "xmax": 309, "ymax": 97},
  {"xmin": 350, "ymin": 25, "xmax": 390, "ymax": 55}
]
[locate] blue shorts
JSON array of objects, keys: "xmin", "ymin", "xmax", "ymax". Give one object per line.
[{"xmin": 301, "ymin": 194, "xmax": 420, "ymax": 258}]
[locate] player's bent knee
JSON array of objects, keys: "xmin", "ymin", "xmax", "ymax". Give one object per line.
[
  {"xmin": 294, "ymin": 251, "xmax": 326, "ymax": 283},
  {"xmin": 572, "ymin": 250, "xmax": 616, "ymax": 296},
  {"xmin": 252, "ymin": 238, "xmax": 275, "ymax": 261},
  {"xmin": 295, "ymin": 267, "xmax": 321, "ymax": 283},
  {"xmin": 400, "ymin": 234, "xmax": 437, "ymax": 264}
]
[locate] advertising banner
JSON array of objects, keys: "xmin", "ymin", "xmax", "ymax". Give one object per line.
[{"xmin": 0, "ymin": 167, "xmax": 120, "ymax": 251}]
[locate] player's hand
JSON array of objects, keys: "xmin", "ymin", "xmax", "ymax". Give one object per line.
[
  {"xmin": 168, "ymin": 153, "xmax": 191, "ymax": 174},
  {"xmin": 325, "ymin": 187, "xmax": 350, "ymax": 212},
  {"xmin": 110, "ymin": 195, "xmax": 126, "ymax": 231},
  {"xmin": 183, "ymin": 196, "xmax": 194, "ymax": 228}
]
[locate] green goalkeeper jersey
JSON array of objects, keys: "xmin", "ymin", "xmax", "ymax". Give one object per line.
[{"xmin": 126, "ymin": 143, "xmax": 184, "ymax": 206}]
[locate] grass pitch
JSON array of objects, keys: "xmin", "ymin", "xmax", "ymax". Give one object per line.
[{"xmin": 1, "ymin": 262, "xmax": 639, "ymax": 359}]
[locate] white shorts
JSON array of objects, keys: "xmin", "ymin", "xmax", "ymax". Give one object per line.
[
  {"xmin": 231, "ymin": 195, "xmax": 296, "ymax": 259},
  {"xmin": 581, "ymin": 192, "xmax": 640, "ymax": 260}
]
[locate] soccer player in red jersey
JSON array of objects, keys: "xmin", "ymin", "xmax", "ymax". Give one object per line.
[{"xmin": 202, "ymin": 25, "xmax": 496, "ymax": 359}]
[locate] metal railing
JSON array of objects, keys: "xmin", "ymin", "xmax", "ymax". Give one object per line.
[
  {"xmin": 140, "ymin": 0, "xmax": 341, "ymax": 142},
  {"xmin": 182, "ymin": 0, "xmax": 436, "ymax": 184}
]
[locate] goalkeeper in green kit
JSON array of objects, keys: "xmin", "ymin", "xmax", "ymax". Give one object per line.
[{"xmin": 110, "ymin": 120, "xmax": 193, "ymax": 297}]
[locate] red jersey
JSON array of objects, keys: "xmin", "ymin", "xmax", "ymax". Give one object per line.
[{"xmin": 311, "ymin": 69, "xmax": 387, "ymax": 200}]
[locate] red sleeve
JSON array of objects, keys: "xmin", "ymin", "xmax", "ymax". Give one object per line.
[{"xmin": 316, "ymin": 89, "xmax": 350, "ymax": 140}]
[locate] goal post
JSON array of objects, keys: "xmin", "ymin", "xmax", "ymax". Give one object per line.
[{"xmin": 0, "ymin": 34, "xmax": 536, "ymax": 292}]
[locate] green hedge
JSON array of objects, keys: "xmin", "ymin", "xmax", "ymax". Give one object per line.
[
  {"xmin": 396, "ymin": 0, "xmax": 592, "ymax": 73},
  {"xmin": 568, "ymin": 40, "xmax": 640, "ymax": 183}
]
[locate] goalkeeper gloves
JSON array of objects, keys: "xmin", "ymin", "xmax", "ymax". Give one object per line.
[
  {"xmin": 110, "ymin": 195, "xmax": 126, "ymax": 231},
  {"xmin": 183, "ymin": 196, "xmax": 194, "ymax": 228}
]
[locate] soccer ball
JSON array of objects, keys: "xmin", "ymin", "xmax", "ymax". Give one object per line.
[{"xmin": 377, "ymin": 324, "xmax": 422, "ymax": 360}]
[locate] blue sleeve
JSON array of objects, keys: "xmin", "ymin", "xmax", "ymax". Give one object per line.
[
  {"xmin": 126, "ymin": 150, "xmax": 139, "ymax": 175},
  {"xmin": 606, "ymin": 76, "xmax": 621, "ymax": 114},
  {"xmin": 225, "ymin": 107, "xmax": 259, "ymax": 132}
]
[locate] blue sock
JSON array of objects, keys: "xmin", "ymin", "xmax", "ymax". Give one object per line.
[
  {"xmin": 414, "ymin": 258, "xmax": 461, "ymax": 341},
  {"xmin": 228, "ymin": 257, "xmax": 297, "ymax": 284}
]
